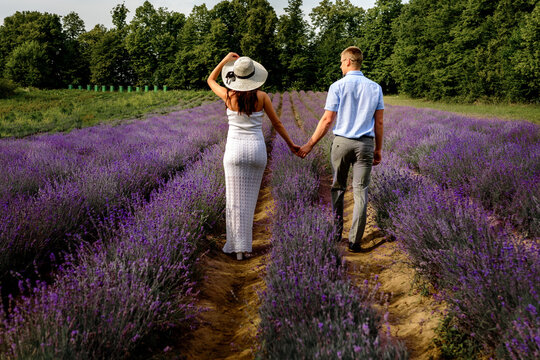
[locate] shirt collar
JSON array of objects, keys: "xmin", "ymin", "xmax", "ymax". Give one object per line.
[{"xmin": 345, "ymin": 70, "xmax": 364, "ymax": 76}]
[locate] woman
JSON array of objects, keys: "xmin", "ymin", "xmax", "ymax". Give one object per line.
[{"xmin": 208, "ymin": 52, "xmax": 299, "ymax": 260}]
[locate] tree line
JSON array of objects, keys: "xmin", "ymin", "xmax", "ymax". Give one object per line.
[{"xmin": 0, "ymin": 0, "xmax": 537, "ymax": 102}]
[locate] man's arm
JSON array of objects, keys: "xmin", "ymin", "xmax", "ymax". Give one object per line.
[
  {"xmin": 373, "ymin": 109, "xmax": 383, "ymax": 166},
  {"xmin": 297, "ymin": 110, "xmax": 337, "ymax": 158}
]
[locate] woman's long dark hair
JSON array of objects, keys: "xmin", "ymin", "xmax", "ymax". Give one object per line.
[{"xmin": 226, "ymin": 89, "xmax": 258, "ymax": 116}]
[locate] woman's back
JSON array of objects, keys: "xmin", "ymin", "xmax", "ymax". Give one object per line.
[
  {"xmin": 225, "ymin": 90, "xmax": 266, "ymax": 113},
  {"xmin": 226, "ymin": 108, "xmax": 264, "ymax": 138}
]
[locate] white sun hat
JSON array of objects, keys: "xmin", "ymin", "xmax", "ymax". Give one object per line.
[{"xmin": 221, "ymin": 56, "xmax": 268, "ymax": 91}]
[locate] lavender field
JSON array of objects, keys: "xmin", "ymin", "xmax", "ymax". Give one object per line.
[{"xmin": 1, "ymin": 92, "xmax": 539, "ymax": 359}]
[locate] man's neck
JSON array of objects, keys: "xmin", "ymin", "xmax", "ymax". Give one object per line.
[{"xmin": 344, "ymin": 68, "xmax": 361, "ymax": 75}]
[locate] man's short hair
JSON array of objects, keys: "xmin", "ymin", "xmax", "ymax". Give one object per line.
[{"xmin": 341, "ymin": 46, "xmax": 363, "ymax": 68}]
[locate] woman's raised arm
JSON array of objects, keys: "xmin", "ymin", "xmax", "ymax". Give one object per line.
[{"xmin": 207, "ymin": 52, "xmax": 239, "ymax": 101}]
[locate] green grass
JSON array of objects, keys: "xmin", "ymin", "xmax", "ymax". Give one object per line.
[
  {"xmin": 3, "ymin": 90, "xmax": 538, "ymax": 138},
  {"xmin": 433, "ymin": 315, "xmax": 482, "ymax": 360},
  {"xmin": 384, "ymin": 95, "xmax": 540, "ymax": 124},
  {"xmin": 0, "ymin": 88, "xmax": 219, "ymax": 138}
]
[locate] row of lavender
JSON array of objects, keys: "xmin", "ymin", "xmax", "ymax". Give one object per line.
[
  {"xmin": 293, "ymin": 91, "xmax": 539, "ymax": 358},
  {"xmin": 0, "ymin": 95, "xmax": 276, "ymax": 359},
  {"xmin": 0, "ymin": 143, "xmax": 226, "ymax": 358},
  {"xmin": 257, "ymin": 92, "xmax": 407, "ymax": 359},
  {"xmin": 385, "ymin": 106, "xmax": 539, "ymax": 238},
  {"xmin": 0, "ymin": 101, "xmax": 227, "ymax": 284},
  {"xmin": 369, "ymin": 108, "xmax": 540, "ymax": 357}
]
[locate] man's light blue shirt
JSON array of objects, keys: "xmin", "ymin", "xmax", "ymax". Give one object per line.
[{"xmin": 324, "ymin": 70, "xmax": 384, "ymax": 138}]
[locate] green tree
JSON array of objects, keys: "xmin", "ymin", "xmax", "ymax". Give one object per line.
[
  {"xmin": 87, "ymin": 29, "xmax": 127, "ymax": 85},
  {"xmin": 391, "ymin": 0, "xmax": 537, "ymax": 102},
  {"xmin": 360, "ymin": 0, "xmax": 402, "ymax": 94},
  {"xmin": 125, "ymin": 1, "xmax": 184, "ymax": 85},
  {"xmin": 4, "ymin": 40, "xmax": 49, "ymax": 87},
  {"xmin": 240, "ymin": 0, "xmax": 279, "ymax": 88},
  {"xmin": 170, "ymin": 5, "xmax": 212, "ymax": 89},
  {"xmin": 492, "ymin": 0, "xmax": 538, "ymax": 102},
  {"xmin": 506, "ymin": 3, "xmax": 539, "ymax": 102},
  {"xmin": 276, "ymin": 0, "xmax": 313, "ymax": 89},
  {"xmin": 447, "ymin": 0, "xmax": 501, "ymax": 100},
  {"xmin": 171, "ymin": 1, "xmax": 257, "ymax": 89},
  {"xmin": 186, "ymin": 18, "xmax": 230, "ymax": 89},
  {"xmin": 109, "ymin": 3, "xmax": 133, "ymax": 86},
  {"xmin": 78, "ymin": 24, "xmax": 128, "ymax": 85},
  {"xmin": 111, "ymin": 2, "xmax": 129, "ymax": 30},
  {"xmin": 0, "ymin": 11, "xmax": 65, "ymax": 87},
  {"xmin": 63, "ymin": 11, "xmax": 85, "ymax": 40},
  {"xmin": 210, "ymin": 0, "xmax": 249, "ymax": 52},
  {"xmin": 62, "ymin": 12, "xmax": 89, "ymax": 86},
  {"xmin": 391, "ymin": 0, "xmax": 463, "ymax": 99},
  {"xmin": 78, "ymin": 24, "xmax": 107, "ymax": 64},
  {"xmin": 309, "ymin": 0, "xmax": 365, "ymax": 89}
]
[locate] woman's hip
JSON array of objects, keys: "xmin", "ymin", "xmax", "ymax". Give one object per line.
[{"xmin": 224, "ymin": 139, "xmax": 267, "ymax": 168}]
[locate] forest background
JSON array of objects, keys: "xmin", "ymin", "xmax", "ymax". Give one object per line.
[{"xmin": 0, "ymin": 0, "xmax": 538, "ymax": 103}]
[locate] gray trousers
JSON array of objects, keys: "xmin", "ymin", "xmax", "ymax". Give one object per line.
[{"xmin": 331, "ymin": 135, "xmax": 374, "ymax": 244}]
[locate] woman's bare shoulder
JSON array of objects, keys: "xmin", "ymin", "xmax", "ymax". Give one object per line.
[{"xmin": 257, "ymin": 90, "xmax": 270, "ymax": 103}]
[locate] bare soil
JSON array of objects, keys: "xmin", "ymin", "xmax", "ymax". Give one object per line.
[
  {"xmin": 175, "ymin": 183, "xmax": 274, "ymax": 360},
  {"xmin": 330, "ymin": 174, "xmax": 446, "ymax": 360}
]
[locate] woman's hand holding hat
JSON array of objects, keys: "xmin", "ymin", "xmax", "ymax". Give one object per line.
[{"xmin": 224, "ymin": 52, "xmax": 240, "ymax": 62}]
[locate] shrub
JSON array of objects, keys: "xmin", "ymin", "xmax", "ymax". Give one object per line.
[
  {"xmin": 4, "ymin": 40, "xmax": 50, "ymax": 88},
  {"xmin": 433, "ymin": 315, "xmax": 481, "ymax": 359},
  {"xmin": 0, "ymin": 79, "xmax": 17, "ymax": 99}
]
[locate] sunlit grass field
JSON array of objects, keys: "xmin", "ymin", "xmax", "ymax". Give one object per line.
[
  {"xmin": 0, "ymin": 88, "xmax": 218, "ymax": 138},
  {"xmin": 2, "ymin": 89, "xmax": 538, "ymax": 139},
  {"xmin": 384, "ymin": 94, "xmax": 540, "ymax": 124}
]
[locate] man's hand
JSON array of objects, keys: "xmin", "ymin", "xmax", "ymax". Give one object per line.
[
  {"xmin": 289, "ymin": 143, "xmax": 300, "ymax": 154},
  {"xmin": 373, "ymin": 149, "xmax": 382, "ymax": 166},
  {"xmin": 297, "ymin": 143, "xmax": 313, "ymax": 158}
]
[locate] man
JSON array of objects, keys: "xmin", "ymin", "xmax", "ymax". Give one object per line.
[{"xmin": 297, "ymin": 46, "xmax": 384, "ymax": 253}]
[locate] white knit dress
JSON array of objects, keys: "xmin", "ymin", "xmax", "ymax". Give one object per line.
[{"xmin": 222, "ymin": 108, "xmax": 267, "ymax": 254}]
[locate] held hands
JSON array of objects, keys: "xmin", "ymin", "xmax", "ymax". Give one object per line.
[
  {"xmin": 289, "ymin": 143, "xmax": 300, "ymax": 154},
  {"xmin": 296, "ymin": 143, "xmax": 313, "ymax": 159}
]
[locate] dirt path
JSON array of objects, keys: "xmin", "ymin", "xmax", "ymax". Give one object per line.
[
  {"xmin": 322, "ymin": 174, "xmax": 446, "ymax": 360},
  {"xmin": 175, "ymin": 174, "xmax": 274, "ymax": 360},
  {"xmin": 173, "ymin": 177, "xmax": 443, "ymax": 360}
]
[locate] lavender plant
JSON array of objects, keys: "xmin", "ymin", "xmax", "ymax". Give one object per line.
[
  {"xmin": 0, "ymin": 101, "xmax": 228, "ymax": 283},
  {"xmin": 0, "ymin": 90, "xmax": 288, "ymax": 358},
  {"xmin": 373, "ymin": 113, "xmax": 540, "ymax": 357},
  {"xmin": 0, "ymin": 143, "xmax": 227, "ymax": 359},
  {"xmin": 383, "ymin": 106, "xmax": 540, "ymax": 237}
]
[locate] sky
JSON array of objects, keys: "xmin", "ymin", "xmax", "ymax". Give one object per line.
[{"xmin": 1, "ymin": 0, "xmax": 378, "ymax": 30}]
